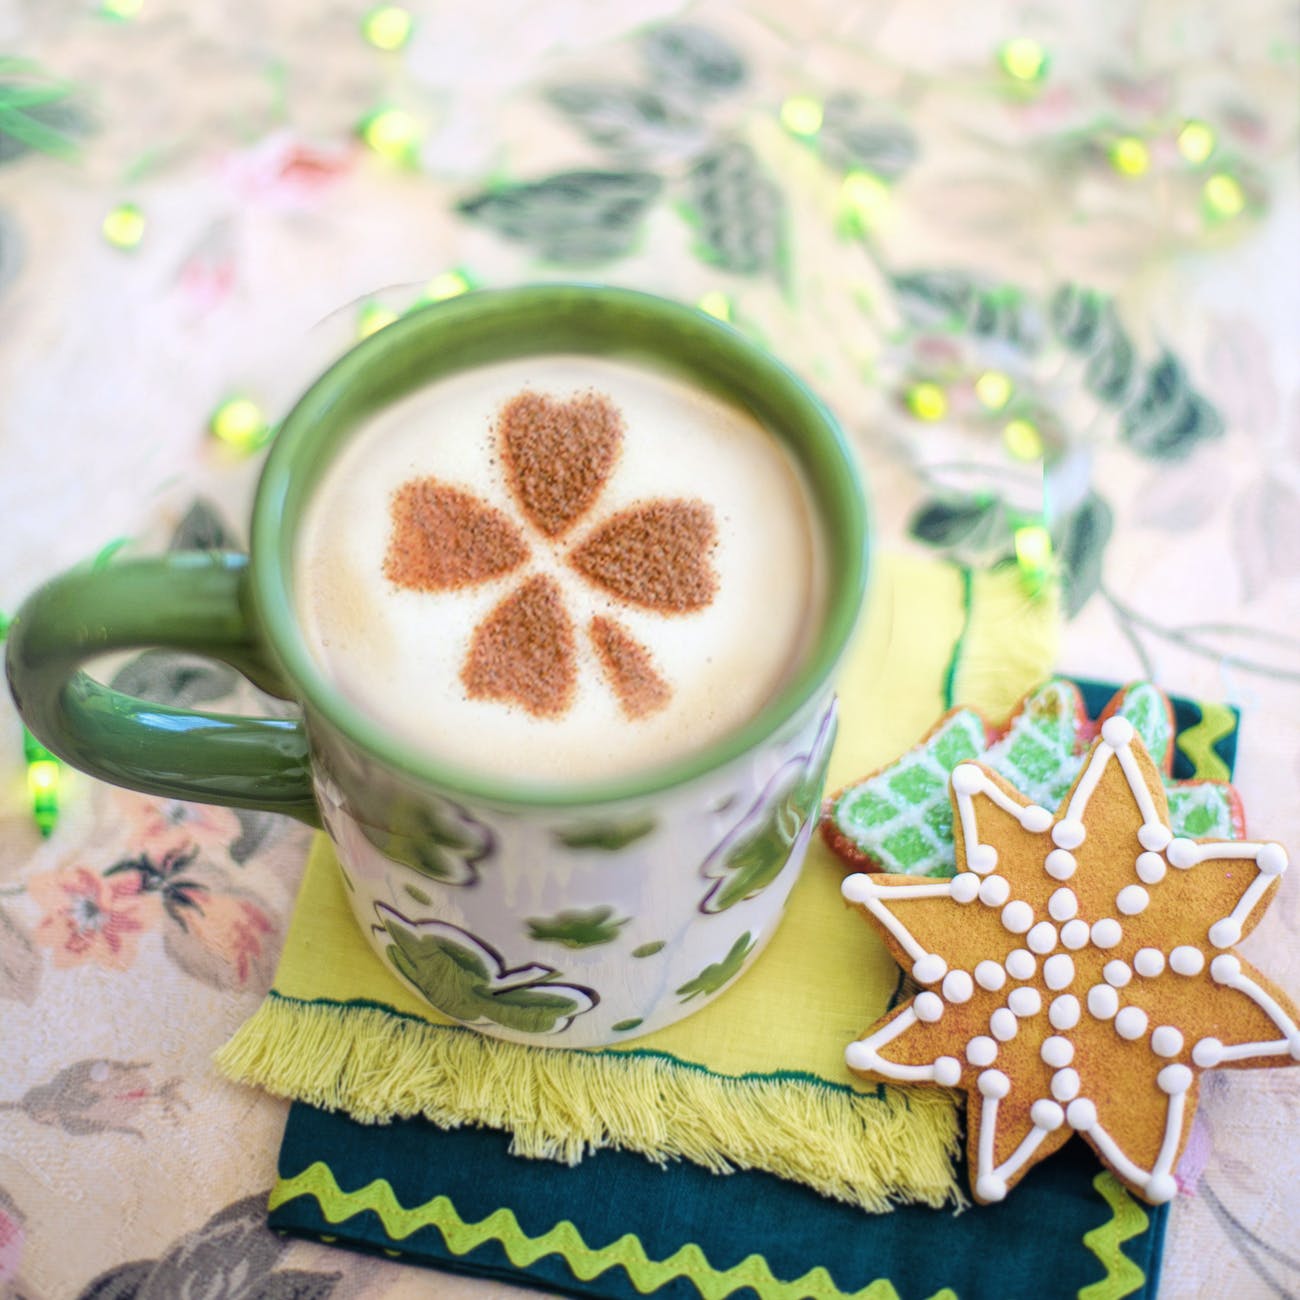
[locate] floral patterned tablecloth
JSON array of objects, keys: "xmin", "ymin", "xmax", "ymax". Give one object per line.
[{"xmin": 1, "ymin": 2, "xmax": 1297, "ymax": 1296}]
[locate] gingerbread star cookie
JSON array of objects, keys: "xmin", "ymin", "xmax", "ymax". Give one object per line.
[{"xmin": 841, "ymin": 716, "xmax": 1298, "ymax": 1205}]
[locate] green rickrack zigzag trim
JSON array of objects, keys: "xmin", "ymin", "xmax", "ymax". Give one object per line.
[
  {"xmin": 1175, "ymin": 702, "xmax": 1235, "ymax": 781},
  {"xmin": 270, "ymin": 1161, "xmax": 958, "ymax": 1300},
  {"xmin": 1078, "ymin": 1173, "xmax": 1150, "ymax": 1300}
]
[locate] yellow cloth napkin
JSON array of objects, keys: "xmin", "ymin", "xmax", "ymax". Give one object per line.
[{"xmin": 218, "ymin": 553, "xmax": 1059, "ymax": 1211}]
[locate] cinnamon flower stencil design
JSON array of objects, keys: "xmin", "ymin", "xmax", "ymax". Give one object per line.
[{"xmin": 385, "ymin": 389, "xmax": 718, "ymax": 719}]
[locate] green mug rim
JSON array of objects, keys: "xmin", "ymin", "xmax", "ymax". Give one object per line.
[{"xmin": 250, "ymin": 284, "xmax": 869, "ymax": 809}]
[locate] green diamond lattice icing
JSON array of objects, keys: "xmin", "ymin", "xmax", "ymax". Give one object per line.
[
  {"xmin": 831, "ymin": 710, "xmax": 985, "ymax": 876},
  {"xmin": 829, "ymin": 679, "xmax": 1238, "ymax": 879},
  {"xmin": 1166, "ymin": 783, "xmax": 1237, "ymax": 839}
]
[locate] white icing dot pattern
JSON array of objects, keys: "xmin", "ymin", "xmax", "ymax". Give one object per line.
[
  {"xmin": 1116, "ymin": 885, "xmax": 1150, "ymax": 916},
  {"xmin": 1169, "ymin": 946, "xmax": 1204, "ymax": 976},
  {"xmin": 1087, "ymin": 984, "xmax": 1119, "ymax": 1020},
  {"xmin": 1136, "ymin": 852, "xmax": 1166, "ymax": 885},
  {"xmin": 1052, "ymin": 820, "xmax": 1086, "ymax": 850},
  {"xmin": 1045, "ymin": 848, "xmax": 1077, "ymax": 881},
  {"xmin": 1091, "ymin": 918, "xmax": 1123, "ymax": 949},
  {"xmin": 1008, "ymin": 987, "xmax": 1042, "ymax": 1018},
  {"xmin": 1103, "ymin": 960, "xmax": 1132, "ymax": 988},
  {"xmin": 990, "ymin": 1008, "xmax": 1018, "ymax": 1042},
  {"xmin": 1051, "ymin": 1068, "xmax": 1081, "ymax": 1102},
  {"xmin": 1134, "ymin": 948, "xmax": 1165, "ymax": 978},
  {"xmin": 1001, "ymin": 900, "xmax": 1034, "ymax": 934},
  {"xmin": 914, "ymin": 991, "xmax": 944, "ymax": 1023},
  {"xmin": 1114, "ymin": 1006, "xmax": 1148, "ymax": 1040},
  {"xmin": 974, "ymin": 960, "xmax": 1007, "ymax": 992},
  {"xmin": 1151, "ymin": 1026, "xmax": 1184, "ymax": 1058},
  {"xmin": 1048, "ymin": 888, "xmax": 1078, "ymax": 921},
  {"xmin": 1060, "ymin": 920, "xmax": 1090, "ymax": 950},
  {"xmin": 942, "ymin": 970, "xmax": 974, "ymax": 1004},
  {"xmin": 1041, "ymin": 1035, "xmax": 1073, "ymax": 1067},
  {"xmin": 1050, "ymin": 995, "xmax": 1081, "ymax": 1030},
  {"xmin": 967, "ymin": 1036, "xmax": 998, "ymax": 1067},
  {"xmin": 1043, "ymin": 954, "xmax": 1075, "ymax": 990},
  {"xmin": 1005, "ymin": 949, "xmax": 1035, "ymax": 980},
  {"xmin": 979, "ymin": 875, "xmax": 1011, "ymax": 907},
  {"xmin": 1027, "ymin": 921, "xmax": 1058, "ymax": 954},
  {"xmin": 950, "ymin": 872, "xmax": 981, "ymax": 903}
]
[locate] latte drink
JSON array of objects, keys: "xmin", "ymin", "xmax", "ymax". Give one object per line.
[{"xmin": 296, "ymin": 354, "xmax": 824, "ymax": 784}]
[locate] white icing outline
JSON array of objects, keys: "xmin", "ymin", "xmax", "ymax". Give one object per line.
[
  {"xmin": 952, "ymin": 764, "xmax": 1053, "ymax": 875},
  {"xmin": 975, "ymin": 1085, "xmax": 1052, "ymax": 1200},
  {"xmin": 1203, "ymin": 956, "xmax": 1300, "ymax": 1063},
  {"xmin": 1071, "ymin": 1075, "xmax": 1190, "ymax": 1205}
]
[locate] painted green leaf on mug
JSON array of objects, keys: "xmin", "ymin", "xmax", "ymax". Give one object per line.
[
  {"xmin": 375, "ymin": 905, "xmax": 596, "ymax": 1034},
  {"xmin": 552, "ymin": 816, "xmax": 657, "ymax": 852},
  {"xmin": 359, "ymin": 799, "xmax": 494, "ymax": 886},
  {"xmin": 676, "ymin": 931, "xmax": 754, "ymax": 1002},
  {"xmin": 700, "ymin": 704, "xmax": 836, "ymax": 913},
  {"xmin": 526, "ymin": 905, "xmax": 629, "ymax": 949}
]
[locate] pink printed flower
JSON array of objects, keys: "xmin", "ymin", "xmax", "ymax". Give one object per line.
[
  {"xmin": 113, "ymin": 789, "xmax": 243, "ymax": 860},
  {"xmin": 29, "ymin": 865, "xmax": 159, "ymax": 972},
  {"xmin": 164, "ymin": 882, "xmax": 277, "ymax": 990},
  {"xmin": 385, "ymin": 388, "xmax": 717, "ymax": 721},
  {"xmin": 220, "ymin": 130, "xmax": 355, "ymax": 211}
]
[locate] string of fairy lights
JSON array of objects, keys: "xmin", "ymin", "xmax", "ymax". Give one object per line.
[{"xmin": 8, "ymin": 8, "xmax": 1266, "ymax": 832}]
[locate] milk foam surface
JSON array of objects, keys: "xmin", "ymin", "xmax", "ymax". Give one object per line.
[{"xmin": 296, "ymin": 354, "xmax": 823, "ymax": 784}]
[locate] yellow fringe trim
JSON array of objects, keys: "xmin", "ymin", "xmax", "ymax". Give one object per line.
[
  {"xmin": 220, "ymin": 995, "xmax": 963, "ymax": 1213},
  {"xmin": 271, "ymin": 1160, "xmax": 960, "ymax": 1300}
]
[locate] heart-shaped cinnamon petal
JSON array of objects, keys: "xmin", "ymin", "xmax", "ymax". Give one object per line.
[
  {"xmin": 569, "ymin": 500, "xmax": 717, "ymax": 612},
  {"xmin": 589, "ymin": 617, "xmax": 671, "ymax": 719},
  {"xmin": 385, "ymin": 480, "xmax": 529, "ymax": 591},
  {"xmin": 499, "ymin": 390, "xmax": 623, "ymax": 538},
  {"xmin": 461, "ymin": 575, "xmax": 577, "ymax": 718}
]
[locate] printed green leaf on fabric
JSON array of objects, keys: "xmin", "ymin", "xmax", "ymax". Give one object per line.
[
  {"xmin": 894, "ymin": 271, "xmax": 1044, "ymax": 350},
  {"xmin": 909, "ymin": 497, "xmax": 1002, "ymax": 550},
  {"xmin": 526, "ymin": 905, "xmax": 629, "ymax": 949},
  {"xmin": 1056, "ymin": 492, "xmax": 1113, "ymax": 618},
  {"xmin": 459, "ymin": 171, "xmax": 662, "ymax": 265},
  {"xmin": 0, "ymin": 61, "xmax": 86, "ymax": 165},
  {"xmin": 684, "ymin": 141, "xmax": 784, "ymax": 276},
  {"xmin": 816, "ymin": 95, "xmax": 918, "ymax": 180},
  {"xmin": 1121, "ymin": 352, "xmax": 1224, "ymax": 460},
  {"xmin": 110, "ymin": 651, "xmax": 240, "ymax": 709},
  {"xmin": 640, "ymin": 24, "xmax": 746, "ymax": 98},
  {"xmin": 544, "ymin": 83, "xmax": 705, "ymax": 158},
  {"xmin": 375, "ymin": 905, "xmax": 596, "ymax": 1034},
  {"xmin": 168, "ymin": 497, "xmax": 240, "ymax": 551},
  {"xmin": 676, "ymin": 931, "xmax": 755, "ymax": 1002}
]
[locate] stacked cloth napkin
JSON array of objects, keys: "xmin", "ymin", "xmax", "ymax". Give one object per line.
[{"xmin": 219, "ymin": 555, "xmax": 1235, "ymax": 1297}]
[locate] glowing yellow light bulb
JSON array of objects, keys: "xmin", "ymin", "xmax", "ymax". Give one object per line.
[
  {"xmin": 99, "ymin": 0, "xmax": 143, "ymax": 18},
  {"xmin": 102, "ymin": 203, "xmax": 145, "ymax": 250},
  {"xmin": 1110, "ymin": 136, "xmax": 1150, "ymax": 177},
  {"xmin": 362, "ymin": 5, "xmax": 413, "ymax": 51},
  {"xmin": 210, "ymin": 398, "xmax": 272, "ymax": 452},
  {"xmin": 1003, "ymin": 418, "xmax": 1044, "ymax": 460},
  {"xmin": 23, "ymin": 731, "xmax": 60, "ymax": 838},
  {"xmin": 27, "ymin": 760, "xmax": 58, "ymax": 796},
  {"xmin": 1203, "ymin": 172, "xmax": 1245, "ymax": 219},
  {"xmin": 361, "ymin": 108, "xmax": 420, "ymax": 164},
  {"xmin": 358, "ymin": 302, "xmax": 399, "ymax": 338},
  {"xmin": 839, "ymin": 170, "xmax": 891, "ymax": 232},
  {"xmin": 1015, "ymin": 524, "xmax": 1053, "ymax": 573},
  {"xmin": 905, "ymin": 382, "xmax": 948, "ymax": 422},
  {"xmin": 780, "ymin": 96, "xmax": 824, "ymax": 137},
  {"xmin": 697, "ymin": 292, "xmax": 733, "ymax": 323},
  {"xmin": 423, "ymin": 269, "xmax": 472, "ymax": 301},
  {"xmin": 975, "ymin": 371, "xmax": 1013, "ymax": 410},
  {"xmin": 999, "ymin": 38, "xmax": 1049, "ymax": 83},
  {"xmin": 1177, "ymin": 120, "xmax": 1215, "ymax": 165}
]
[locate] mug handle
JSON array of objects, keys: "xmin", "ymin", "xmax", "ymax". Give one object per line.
[{"xmin": 5, "ymin": 550, "xmax": 320, "ymax": 826}]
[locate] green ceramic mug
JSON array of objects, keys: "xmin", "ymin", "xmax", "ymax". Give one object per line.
[{"xmin": 6, "ymin": 285, "xmax": 868, "ymax": 1046}]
